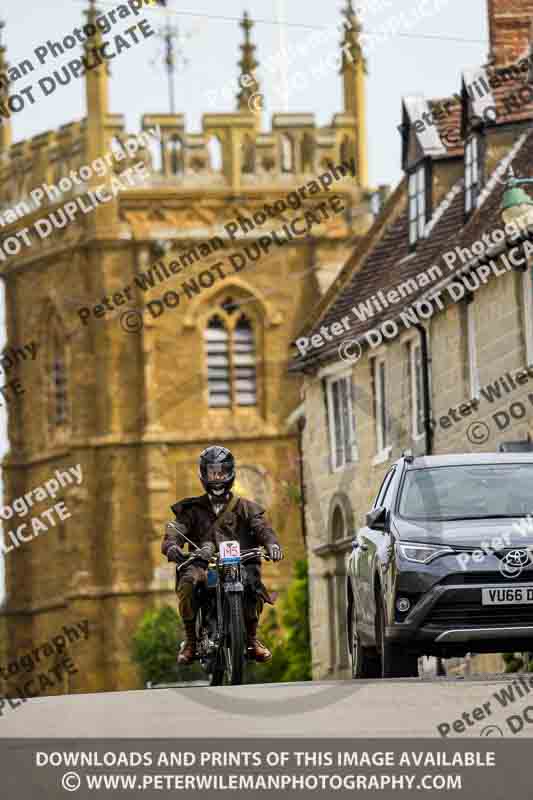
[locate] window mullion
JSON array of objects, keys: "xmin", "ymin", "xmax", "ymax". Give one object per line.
[{"xmin": 229, "ymin": 323, "xmax": 236, "ymax": 409}]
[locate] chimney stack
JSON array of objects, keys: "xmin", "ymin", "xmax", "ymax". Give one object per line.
[{"xmin": 487, "ymin": 0, "xmax": 533, "ymax": 66}]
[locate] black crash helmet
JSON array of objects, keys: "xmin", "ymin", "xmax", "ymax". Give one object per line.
[{"xmin": 199, "ymin": 445, "xmax": 236, "ymax": 497}]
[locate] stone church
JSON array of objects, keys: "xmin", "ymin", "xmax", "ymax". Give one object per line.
[{"xmin": 0, "ymin": 1, "xmax": 374, "ymax": 691}]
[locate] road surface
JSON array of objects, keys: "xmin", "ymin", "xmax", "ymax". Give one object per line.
[{"xmin": 1, "ymin": 675, "xmax": 532, "ymax": 738}]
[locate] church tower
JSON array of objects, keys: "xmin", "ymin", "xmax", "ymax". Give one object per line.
[{"xmin": 0, "ymin": 2, "xmax": 373, "ymax": 693}]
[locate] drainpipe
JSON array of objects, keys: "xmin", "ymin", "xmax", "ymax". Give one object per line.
[
  {"xmin": 414, "ymin": 323, "xmax": 433, "ymax": 456},
  {"xmin": 286, "ymin": 401, "xmax": 308, "ymax": 550},
  {"xmin": 415, "ymin": 322, "xmax": 445, "ymax": 677},
  {"xmin": 297, "ymin": 416, "xmax": 308, "ymax": 550}
]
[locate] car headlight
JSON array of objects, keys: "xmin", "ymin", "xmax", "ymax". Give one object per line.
[{"xmin": 397, "ymin": 542, "xmax": 454, "ymax": 564}]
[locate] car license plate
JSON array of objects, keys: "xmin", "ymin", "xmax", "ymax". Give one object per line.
[{"xmin": 482, "ymin": 586, "xmax": 533, "ymax": 605}]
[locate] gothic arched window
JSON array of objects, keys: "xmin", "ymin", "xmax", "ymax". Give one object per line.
[
  {"xmin": 52, "ymin": 330, "xmax": 68, "ymax": 427},
  {"xmin": 280, "ymin": 133, "xmax": 294, "ymax": 173},
  {"xmin": 241, "ymin": 135, "xmax": 256, "ymax": 174},
  {"xmin": 47, "ymin": 314, "xmax": 70, "ymax": 434},
  {"xmin": 50, "ymin": 151, "xmax": 67, "ymax": 187},
  {"xmin": 169, "ymin": 135, "xmax": 183, "ymax": 175},
  {"xmin": 204, "ymin": 299, "xmax": 257, "ymax": 409},
  {"xmin": 331, "ymin": 505, "xmax": 345, "ymax": 542},
  {"xmin": 302, "ymin": 133, "xmax": 315, "ymax": 173},
  {"xmin": 144, "ymin": 136, "xmax": 163, "ymax": 173},
  {"xmin": 340, "ymin": 135, "xmax": 352, "ymax": 165},
  {"xmin": 207, "ymin": 135, "xmax": 223, "ymax": 172}
]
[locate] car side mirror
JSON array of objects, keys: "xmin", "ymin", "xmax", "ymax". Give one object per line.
[{"xmin": 366, "ymin": 506, "xmax": 388, "ymax": 531}]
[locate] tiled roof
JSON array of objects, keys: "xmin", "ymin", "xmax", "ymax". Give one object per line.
[
  {"xmin": 428, "ymin": 61, "xmax": 533, "ymax": 156},
  {"xmin": 291, "ymin": 124, "xmax": 533, "ymax": 371},
  {"xmin": 485, "ymin": 62, "xmax": 533, "ymax": 124},
  {"xmin": 290, "ymin": 44, "xmax": 533, "ymax": 373},
  {"xmin": 429, "ymin": 97, "xmax": 462, "ymax": 157}
]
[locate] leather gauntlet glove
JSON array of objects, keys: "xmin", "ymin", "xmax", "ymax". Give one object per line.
[
  {"xmin": 164, "ymin": 521, "xmax": 188, "ymax": 564},
  {"xmin": 266, "ymin": 543, "xmax": 283, "ymax": 562},
  {"xmin": 196, "ymin": 542, "xmax": 216, "ymax": 562}
]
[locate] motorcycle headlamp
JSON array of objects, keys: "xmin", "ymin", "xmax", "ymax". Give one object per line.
[{"xmin": 397, "ymin": 542, "xmax": 454, "ymax": 564}]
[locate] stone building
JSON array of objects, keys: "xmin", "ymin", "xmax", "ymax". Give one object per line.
[
  {"xmin": 292, "ymin": 0, "xmax": 533, "ymax": 679},
  {"xmin": 0, "ymin": 2, "xmax": 374, "ymax": 692}
]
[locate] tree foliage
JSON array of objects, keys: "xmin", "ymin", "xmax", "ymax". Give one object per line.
[
  {"xmin": 131, "ymin": 605, "xmax": 182, "ymax": 685},
  {"xmin": 251, "ymin": 559, "xmax": 312, "ymax": 684},
  {"xmin": 503, "ymin": 652, "xmax": 533, "ymax": 673}
]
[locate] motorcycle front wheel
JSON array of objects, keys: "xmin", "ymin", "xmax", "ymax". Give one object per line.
[
  {"xmin": 224, "ymin": 592, "xmax": 246, "ymax": 685},
  {"xmin": 210, "ymin": 643, "xmax": 225, "ymax": 686}
]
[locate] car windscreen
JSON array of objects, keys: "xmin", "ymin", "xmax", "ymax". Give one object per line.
[{"xmin": 397, "ymin": 463, "xmax": 533, "ymax": 520}]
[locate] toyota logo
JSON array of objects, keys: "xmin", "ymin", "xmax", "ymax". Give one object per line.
[{"xmin": 499, "ymin": 549, "xmax": 533, "ymax": 579}]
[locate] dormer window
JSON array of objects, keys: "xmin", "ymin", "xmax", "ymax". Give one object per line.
[
  {"xmin": 408, "ymin": 162, "xmax": 427, "ymax": 247},
  {"xmin": 465, "ymin": 134, "xmax": 480, "ymax": 215}
]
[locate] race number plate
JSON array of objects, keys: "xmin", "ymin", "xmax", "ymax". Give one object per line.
[
  {"xmin": 219, "ymin": 540, "xmax": 241, "ymax": 564},
  {"xmin": 482, "ymin": 586, "xmax": 533, "ymax": 605}
]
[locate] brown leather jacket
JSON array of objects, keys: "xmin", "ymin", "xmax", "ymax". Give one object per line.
[{"xmin": 161, "ymin": 493, "xmax": 279, "ymax": 564}]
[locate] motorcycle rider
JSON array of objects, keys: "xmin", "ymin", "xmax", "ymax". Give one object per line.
[{"xmin": 161, "ymin": 445, "xmax": 283, "ymax": 665}]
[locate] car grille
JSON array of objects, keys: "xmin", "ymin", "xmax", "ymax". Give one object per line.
[
  {"xmin": 440, "ymin": 571, "xmax": 533, "ymax": 585},
  {"xmin": 426, "ymin": 600, "xmax": 533, "ymax": 628}
]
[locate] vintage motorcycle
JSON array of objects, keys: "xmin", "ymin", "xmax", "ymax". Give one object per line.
[{"xmin": 178, "ymin": 541, "xmax": 270, "ymax": 686}]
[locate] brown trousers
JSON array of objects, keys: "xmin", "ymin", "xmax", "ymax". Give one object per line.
[{"xmin": 176, "ymin": 562, "xmax": 264, "ymax": 624}]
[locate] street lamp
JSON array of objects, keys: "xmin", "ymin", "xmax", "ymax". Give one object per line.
[{"xmin": 501, "ymin": 168, "xmax": 533, "ymax": 227}]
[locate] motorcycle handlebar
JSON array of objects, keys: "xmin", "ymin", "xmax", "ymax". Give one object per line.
[
  {"xmin": 241, "ymin": 547, "xmax": 271, "ymax": 563},
  {"xmin": 176, "ymin": 546, "xmax": 269, "ymax": 571}
]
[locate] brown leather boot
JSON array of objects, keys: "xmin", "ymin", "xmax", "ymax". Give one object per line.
[
  {"xmin": 246, "ymin": 620, "xmax": 272, "ymax": 663},
  {"xmin": 178, "ymin": 621, "xmax": 197, "ymax": 665}
]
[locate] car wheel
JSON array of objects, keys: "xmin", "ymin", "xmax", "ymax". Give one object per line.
[
  {"xmin": 350, "ymin": 605, "xmax": 380, "ymax": 679},
  {"xmin": 377, "ymin": 596, "xmax": 418, "ymax": 679}
]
